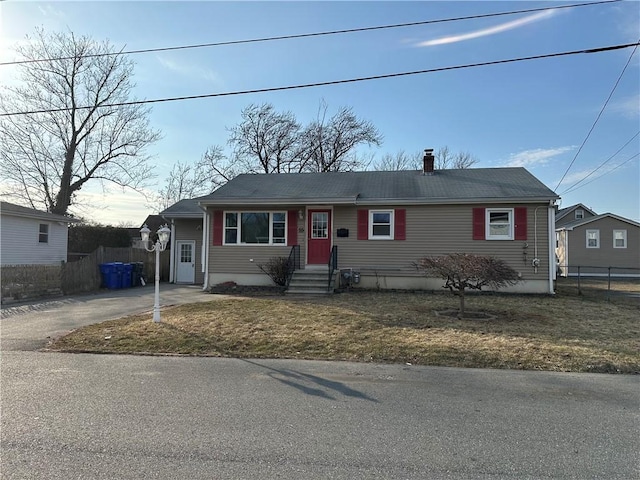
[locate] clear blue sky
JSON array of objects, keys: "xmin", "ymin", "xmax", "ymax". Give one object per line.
[{"xmin": 1, "ymin": 1, "xmax": 638, "ymax": 225}]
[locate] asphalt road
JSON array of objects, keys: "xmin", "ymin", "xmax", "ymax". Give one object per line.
[{"xmin": 1, "ymin": 286, "xmax": 639, "ymax": 479}]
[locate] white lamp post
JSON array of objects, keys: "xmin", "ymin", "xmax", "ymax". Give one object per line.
[{"xmin": 140, "ymin": 223, "xmax": 171, "ymax": 322}]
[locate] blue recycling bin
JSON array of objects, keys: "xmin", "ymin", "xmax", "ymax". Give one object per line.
[
  {"xmin": 122, "ymin": 263, "xmax": 133, "ymax": 288},
  {"xmin": 99, "ymin": 262, "xmax": 123, "ymax": 289}
]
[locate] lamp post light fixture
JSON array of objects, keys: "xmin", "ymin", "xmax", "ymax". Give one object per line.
[{"xmin": 140, "ymin": 223, "xmax": 171, "ymax": 322}]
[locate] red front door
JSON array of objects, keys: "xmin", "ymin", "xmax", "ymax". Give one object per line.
[{"xmin": 307, "ymin": 210, "xmax": 331, "ymax": 264}]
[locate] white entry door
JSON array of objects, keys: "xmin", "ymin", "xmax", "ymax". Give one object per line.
[{"xmin": 176, "ymin": 240, "xmax": 196, "ymax": 283}]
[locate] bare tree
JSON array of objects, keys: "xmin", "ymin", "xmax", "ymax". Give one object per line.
[
  {"xmin": 154, "ymin": 146, "xmax": 235, "ymax": 211},
  {"xmin": 373, "ymin": 146, "xmax": 478, "ymax": 171},
  {"xmin": 0, "ymin": 28, "xmax": 160, "ymax": 216},
  {"xmin": 374, "ymin": 150, "xmax": 421, "ymax": 171},
  {"xmin": 301, "ymin": 100, "xmax": 383, "ymax": 172},
  {"xmin": 417, "ymin": 253, "xmax": 519, "ymax": 318},
  {"xmin": 228, "ymin": 103, "xmax": 303, "ymax": 174},
  {"xmin": 156, "ymin": 162, "xmax": 207, "ymax": 211},
  {"xmin": 435, "ymin": 146, "xmax": 478, "ymax": 169}
]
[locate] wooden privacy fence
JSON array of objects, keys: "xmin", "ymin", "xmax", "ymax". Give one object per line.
[
  {"xmin": 1, "ymin": 264, "xmax": 63, "ymax": 304},
  {"xmin": 61, "ymin": 246, "xmax": 170, "ymax": 295}
]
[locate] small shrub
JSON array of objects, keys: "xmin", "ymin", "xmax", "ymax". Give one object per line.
[{"xmin": 258, "ymin": 257, "xmax": 291, "ymax": 287}]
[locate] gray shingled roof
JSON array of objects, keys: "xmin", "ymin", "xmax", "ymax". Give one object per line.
[
  {"xmin": 0, "ymin": 201, "xmax": 80, "ymax": 222},
  {"xmin": 159, "ymin": 197, "xmax": 206, "ymax": 217},
  {"xmin": 557, "ymin": 213, "xmax": 640, "ymax": 230},
  {"xmin": 196, "ymin": 168, "xmax": 558, "ymax": 206}
]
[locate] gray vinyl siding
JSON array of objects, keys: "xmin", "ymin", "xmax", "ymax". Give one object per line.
[
  {"xmin": 565, "ymin": 218, "xmax": 640, "ymax": 275},
  {"xmin": 334, "ymin": 204, "xmax": 551, "ymax": 280},
  {"xmin": 207, "ymin": 206, "xmax": 306, "ymax": 275},
  {"xmin": 173, "ymin": 219, "xmax": 204, "ymax": 284},
  {"xmin": 0, "ymin": 214, "xmax": 69, "ymax": 265},
  {"xmin": 556, "ymin": 206, "xmax": 596, "ymax": 227}
]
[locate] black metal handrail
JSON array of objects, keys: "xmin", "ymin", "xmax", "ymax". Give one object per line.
[
  {"xmin": 285, "ymin": 245, "xmax": 300, "ymax": 288},
  {"xmin": 327, "ymin": 245, "xmax": 338, "ymax": 291}
]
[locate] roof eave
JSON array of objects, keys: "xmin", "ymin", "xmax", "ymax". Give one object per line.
[{"xmin": 198, "ymin": 196, "xmax": 558, "ymax": 207}]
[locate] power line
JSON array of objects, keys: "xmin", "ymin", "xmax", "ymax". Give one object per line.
[
  {"xmin": 553, "ymin": 40, "xmax": 639, "ymax": 191},
  {"xmin": 0, "ymin": 0, "xmax": 621, "ymax": 66},
  {"xmin": 561, "ymin": 152, "xmax": 639, "ymax": 195},
  {"xmin": 559, "ymin": 131, "xmax": 640, "ymax": 194},
  {"xmin": 1, "ymin": 42, "xmax": 636, "ymax": 118}
]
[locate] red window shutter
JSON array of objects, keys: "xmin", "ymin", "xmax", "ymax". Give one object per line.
[
  {"xmin": 514, "ymin": 207, "xmax": 527, "ymax": 240},
  {"xmin": 212, "ymin": 210, "xmax": 223, "ymax": 246},
  {"xmin": 394, "ymin": 209, "xmax": 406, "ymax": 240},
  {"xmin": 357, "ymin": 209, "xmax": 368, "ymax": 240},
  {"xmin": 473, "ymin": 208, "xmax": 485, "ymax": 240},
  {"xmin": 287, "ymin": 210, "xmax": 298, "ymax": 246}
]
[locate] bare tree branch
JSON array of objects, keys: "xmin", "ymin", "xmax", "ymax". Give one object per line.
[{"xmin": 0, "ymin": 28, "xmax": 160, "ymax": 215}]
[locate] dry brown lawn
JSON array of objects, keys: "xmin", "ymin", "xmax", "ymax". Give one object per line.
[{"xmin": 48, "ymin": 281, "xmax": 640, "ymax": 374}]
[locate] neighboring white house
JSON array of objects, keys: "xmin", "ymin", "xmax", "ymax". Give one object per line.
[{"xmin": 0, "ymin": 201, "xmax": 79, "ymax": 266}]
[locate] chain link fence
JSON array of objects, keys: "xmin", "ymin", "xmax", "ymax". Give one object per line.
[{"xmin": 556, "ymin": 266, "xmax": 640, "ymax": 305}]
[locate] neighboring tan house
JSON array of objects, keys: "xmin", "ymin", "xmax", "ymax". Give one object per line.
[
  {"xmin": 161, "ymin": 152, "xmax": 560, "ymax": 294},
  {"xmin": 555, "ymin": 212, "xmax": 640, "ymax": 277},
  {"xmin": 0, "ymin": 201, "xmax": 79, "ymax": 266},
  {"xmin": 555, "ymin": 203, "xmax": 597, "ymax": 228}
]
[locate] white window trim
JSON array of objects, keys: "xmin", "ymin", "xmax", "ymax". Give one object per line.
[
  {"xmin": 575, "ymin": 209, "xmax": 584, "ymax": 219},
  {"xmin": 586, "ymin": 229, "xmax": 600, "ymax": 249},
  {"xmin": 38, "ymin": 223, "xmax": 49, "ymax": 244},
  {"xmin": 485, "ymin": 208, "xmax": 514, "ymax": 240},
  {"xmin": 222, "ymin": 211, "xmax": 287, "ymax": 246},
  {"xmin": 613, "ymin": 229, "xmax": 627, "ymax": 249},
  {"xmin": 368, "ymin": 209, "xmax": 394, "ymax": 240}
]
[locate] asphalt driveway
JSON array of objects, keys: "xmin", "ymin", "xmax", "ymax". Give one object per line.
[{"xmin": 0, "ymin": 284, "xmax": 218, "ymax": 351}]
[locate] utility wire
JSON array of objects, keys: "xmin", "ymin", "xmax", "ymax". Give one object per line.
[
  {"xmin": 553, "ymin": 40, "xmax": 639, "ymax": 191},
  {"xmin": 0, "ymin": 0, "xmax": 621, "ymax": 66},
  {"xmin": 1, "ymin": 42, "xmax": 636, "ymax": 118},
  {"xmin": 561, "ymin": 152, "xmax": 639, "ymax": 195},
  {"xmin": 559, "ymin": 131, "xmax": 640, "ymax": 194}
]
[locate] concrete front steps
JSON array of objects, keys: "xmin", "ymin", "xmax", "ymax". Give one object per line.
[{"xmin": 286, "ymin": 267, "xmax": 336, "ymax": 295}]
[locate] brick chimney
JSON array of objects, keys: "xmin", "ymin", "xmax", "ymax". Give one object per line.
[{"xmin": 423, "ymin": 149, "xmax": 435, "ymax": 175}]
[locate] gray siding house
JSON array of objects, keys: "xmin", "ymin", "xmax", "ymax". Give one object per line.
[
  {"xmin": 0, "ymin": 201, "xmax": 79, "ymax": 266},
  {"xmin": 555, "ymin": 203, "xmax": 597, "ymax": 228},
  {"xmin": 556, "ymin": 212, "xmax": 640, "ymax": 277},
  {"xmin": 162, "ymin": 154, "xmax": 560, "ymax": 294}
]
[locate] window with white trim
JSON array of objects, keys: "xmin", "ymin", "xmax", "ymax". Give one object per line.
[
  {"xmin": 586, "ymin": 229, "xmax": 599, "ymax": 248},
  {"xmin": 486, "ymin": 208, "xmax": 513, "ymax": 240},
  {"xmin": 223, "ymin": 212, "xmax": 286, "ymax": 245},
  {"xmin": 613, "ymin": 229, "xmax": 627, "ymax": 248},
  {"xmin": 38, "ymin": 223, "xmax": 49, "ymax": 243},
  {"xmin": 369, "ymin": 210, "xmax": 394, "ymax": 240},
  {"xmin": 575, "ymin": 209, "xmax": 584, "ymax": 219}
]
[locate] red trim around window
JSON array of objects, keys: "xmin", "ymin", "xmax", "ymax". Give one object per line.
[
  {"xmin": 287, "ymin": 210, "xmax": 298, "ymax": 246},
  {"xmin": 394, "ymin": 209, "xmax": 406, "ymax": 240},
  {"xmin": 514, "ymin": 207, "xmax": 527, "ymax": 240},
  {"xmin": 212, "ymin": 210, "xmax": 223, "ymax": 246},
  {"xmin": 473, "ymin": 208, "xmax": 485, "ymax": 240},
  {"xmin": 357, "ymin": 209, "xmax": 368, "ymax": 240}
]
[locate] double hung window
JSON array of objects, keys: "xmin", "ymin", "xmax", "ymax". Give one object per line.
[
  {"xmin": 369, "ymin": 210, "xmax": 394, "ymax": 240},
  {"xmin": 486, "ymin": 209, "xmax": 513, "ymax": 240},
  {"xmin": 586, "ymin": 229, "xmax": 600, "ymax": 248},
  {"xmin": 613, "ymin": 230, "xmax": 627, "ymax": 248},
  {"xmin": 38, "ymin": 223, "xmax": 49, "ymax": 243}
]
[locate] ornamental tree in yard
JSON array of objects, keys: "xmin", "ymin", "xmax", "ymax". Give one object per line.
[{"xmin": 417, "ymin": 253, "xmax": 520, "ymax": 318}]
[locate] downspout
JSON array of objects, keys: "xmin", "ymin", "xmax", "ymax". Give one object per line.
[
  {"xmin": 169, "ymin": 219, "xmax": 176, "ymax": 283},
  {"xmin": 548, "ymin": 202, "xmax": 556, "ymax": 294},
  {"xmin": 202, "ymin": 209, "xmax": 210, "ymax": 291}
]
